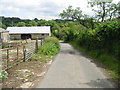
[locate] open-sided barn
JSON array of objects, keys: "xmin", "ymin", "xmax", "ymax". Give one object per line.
[
  {"xmin": 7, "ymin": 26, "xmax": 51, "ymax": 40},
  {"xmin": 0, "ymin": 28, "xmax": 10, "ymax": 43}
]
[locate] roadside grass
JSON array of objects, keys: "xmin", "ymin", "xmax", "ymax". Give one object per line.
[
  {"xmin": 69, "ymin": 41, "xmax": 120, "ymax": 81},
  {"xmin": 32, "ymin": 54, "xmax": 53, "ymax": 65},
  {"xmin": 32, "ymin": 37, "xmax": 60, "ymax": 65}
]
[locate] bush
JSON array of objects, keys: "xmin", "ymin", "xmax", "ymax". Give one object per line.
[
  {"xmin": 0, "ymin": 70, "xmax": 8, "ymax": 82},
  {"xmin": 45, "ymin": 37, "xmax": 59, "ymax": 46},
  {"xmin": 61, "ymin": 20, "xmax": 120, "ymax": 59},
  {"xmin": 38, "ymin": 37, "xmax": 60, "ymax": 55}
]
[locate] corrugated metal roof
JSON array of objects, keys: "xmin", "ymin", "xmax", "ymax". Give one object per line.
[{"xmin": 7, "ymin": 26, "xmax": 51, "ymax": 34}]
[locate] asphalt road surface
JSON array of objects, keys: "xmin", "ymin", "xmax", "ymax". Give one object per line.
[{"xmin": 37, "ymin": 42, "xmax": 115, "ymax": 88}]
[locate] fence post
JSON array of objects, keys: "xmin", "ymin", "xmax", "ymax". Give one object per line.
[
  {"xmin": 7, "ymin": 49, "xmax": 9, "ymax": 69},
  {"xmin": 23, "ymin": 46, "xmax": 26, "ymax": 62},
  {"xmin": 35, "ymin": 38, "xmax": 38, "ymax": 53},
  {"xmin": 17, "ymin": 47, "xmax": 19, "ymax": 60},
  {"xmin": 41, "ymin": 38, "xmax": 43, "ymax": 46}
]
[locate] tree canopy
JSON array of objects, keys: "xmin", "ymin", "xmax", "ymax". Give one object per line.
[
  {"xmin": 59, "ymin": 6, "xmax": 83, "ymax": 21},
  {"xmin": 88, "ymin": 0, "xmax": 119, "ymax": 22}
]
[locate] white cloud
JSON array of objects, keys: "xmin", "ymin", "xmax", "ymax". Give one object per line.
[
  {"xmin": 0, "ymin": 0, "xmax": 41, "ymax": 7},
  {"xmin": 0, "ymin": 0, "xmax": 119, "ymax": 20}
]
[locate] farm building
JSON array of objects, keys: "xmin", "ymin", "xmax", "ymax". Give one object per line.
[
  {"xmin": 0, "ymin": 28, "xmax": 10, "ymax": 43},
  {"xmin": 7, "ymin": 26, "xmax": 51, "ymax": 40}
]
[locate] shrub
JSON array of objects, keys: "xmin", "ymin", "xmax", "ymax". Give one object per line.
[
  {"xmin": 0, "ymin": 70, "xmax": 8, "ymax": 82},
  {"xmin": 61, "ymin": 19, "xmax": 120, "ymax": 59},
  {"xmin": 45, "ymin": 37, "xmax": 59, "ymax": 46},
  {"xmin": 38, "ymin": 37, "xmax": 60, "ymax": 55}
]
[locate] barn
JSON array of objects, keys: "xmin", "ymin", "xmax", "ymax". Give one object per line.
[
  {"xmin": 7, "ymin": 26, "xmax": 51, "ymax": 40},
  {"xmin": 0, "ymin": 28, "xmax": 10, "ymax": 43}
]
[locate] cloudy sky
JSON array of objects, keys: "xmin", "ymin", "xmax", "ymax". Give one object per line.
[{"xmin": 0, "ymin": 0, "xmax": 119, "ymax": 20}]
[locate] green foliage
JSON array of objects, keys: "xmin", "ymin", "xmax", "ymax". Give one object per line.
[
  {"xmin": 0, "ymin": 22, "xmax": 7, "ymax": 29},
  {"xmin": 0, "ymin": 70, "xmax": 8, "ymax": 82},
  {"xmin": 88, "ymin": 0, "xmax": 119, "ymax": 22},
  {"xmin": 38, "ymin": 37, "xmax": 60, "ymax": 55},
  {"xmin": 61, "ymin": 19, "xmax": 120, "ymax": 59},
  {"xmin": 45, "ymin": 37, "xmax": 59, "ymax": 45},
  {"xmin": 28, "ymin": 21, "xmax": 37, "ymax": 26},
  {"xmin": 1, "ymin": 16, "xmax": 21, "ymax": 27},
  {"xmin": 59, "ymin": 5, "xmax": 83, "ymax": 20},
  {"xmin": 17, "ymin": 22, "xmax": 26, "ymax": 27},
  {"xmin": 37, "ymin": 20, "xmax": 49, "ymax": 26}
]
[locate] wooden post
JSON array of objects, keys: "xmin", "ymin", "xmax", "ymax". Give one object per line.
[
  {"xmin": 23, "ymin": 46, "xmax": 26, "ymax": 62},
  {"xmin": 7, "ymin": 49, "xmax": 9, "ymax": 69},
  {"xmin": 17, "ymin": 47, "xmax": 19, "ymax": 60},
  {"xmin": 35, "ymin": 38, "xmax": 38, "ymax": 53},
  {"xmin": 41, "ymin": 39, "xmax": 42, "ymax": 46}
]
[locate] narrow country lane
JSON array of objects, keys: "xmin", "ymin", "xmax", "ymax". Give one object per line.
[{"xmin": 37, "ymin": 42, "xmax": 115, "ymax": 88}]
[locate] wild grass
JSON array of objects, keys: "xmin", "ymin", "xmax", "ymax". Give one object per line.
[{"xmin": 32, "ymin": 37, "xmax": 60, "ymax": 63}]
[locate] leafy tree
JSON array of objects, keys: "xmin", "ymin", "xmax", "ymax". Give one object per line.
[
  {"xmin": 47, "ymin": 20, "xmax": 56, "ymax": 26},
  {"xmin": 34, "ymin": 18, "xmax": 39, "ymax": 22},
  {"xmin": 17, "ymin": 22, "xmax": 26, "ymax": 27},
  {"xmin": 28, "ymin": 21, "xmax": 37, "ymax": 26},
  {"xmin": 52, "ymin": 24, "xmax": 61, "ymax": 31},
  {"xmin": 107, "ymin": 3, "xmax": 120, "ymax": 20},
  {"xmin": 37, "ymin": 19, "xmax": 48, "ymax": 26},
  {"xmin": 0, "ymin": 22, "xmax": 7, "ymax": 29},
  {"xmin": 59, "ymin": 5, "xmax": 83, "ymax": 21},
  {"xmin": 65, "ymin": 21, "xmax": 75, "ymax": 27},
  {"xmin": 88, "ymin": 0, "xmax": 119, "ymax": 22},
  {"xmin": 52, "ymin": 24, "xmax": 61, "ymax": 37}
]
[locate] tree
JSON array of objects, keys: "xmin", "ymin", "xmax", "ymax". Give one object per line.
[
  {"xmin": 37, "ymin": 20, "xmax": 48, "ymax": 26},
  {"xmin": 34, "ymin": 18, "xmax": 39, "ymax": 22},
  {"xmin": 65, "ymin": 21, "xmax": 75, "ymax": 27},
  {"xmin": 107, "ymin": 3, "xmax": 120, "ymax": 19},
  {"xmin": 52, "ymin": 23, "xmax": 61, "ymax": 37},
  {"xmin": 28, "ymin": 21, "xmax": 37, "ymax": 26},
  {"xmin": 0, "ymin": 22, "xmax": 7, "ymax": 29},
  {"xmin": 59, "ymin": 6, "xmax": 83, "ymax": 21},
  {"xmin": 52, "ymin": 24, "xmax": 61, "ymax": 31},
  {"xmin": 88, "ymin": 0, "xmax": 119, "ymax": 22},
  {"xmin": 17, "ymin": 22, "xmax": 26, "ymax": 27}
]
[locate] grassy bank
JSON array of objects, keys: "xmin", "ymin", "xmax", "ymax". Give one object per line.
[
  {"xmin": 69, "ymin": 41, "xmax": 120, "ymax": 81},
  {"xmin": 32, "ymin": 37, "xmax": 60, "ymax": 64}
]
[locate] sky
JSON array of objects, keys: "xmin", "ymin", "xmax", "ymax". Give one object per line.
[{"xmin": 0, "ymin": 0, "xmax": 119, "ymax": 20}]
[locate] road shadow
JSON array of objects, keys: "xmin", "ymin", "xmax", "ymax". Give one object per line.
[{"xmin": 80, "ymin": 78, "xmax": 119, "ymax": 88}]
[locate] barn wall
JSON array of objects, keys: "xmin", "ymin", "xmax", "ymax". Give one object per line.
[
  {"xmin": 2, "ymin": 32, "xmax": 10, "ymax": 42},
  {"xmin": 0, "ymin": 32, "xmax": 10, "ymax": 42},
  {"xmin": 32, "ymin": 34, "xmax": 49, "ymax": 39},
  {"xmin": 10, "ymin": 34, "xmax": 21, "ymax": 40},
  {"xmin": 9, "ymin": 33, "xmax": 50, "ymax": 40}
]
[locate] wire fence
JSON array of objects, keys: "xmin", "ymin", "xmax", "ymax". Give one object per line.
[{"xmin": 0, "ymin": 39, "xmax": 43, "ymax": 70}]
